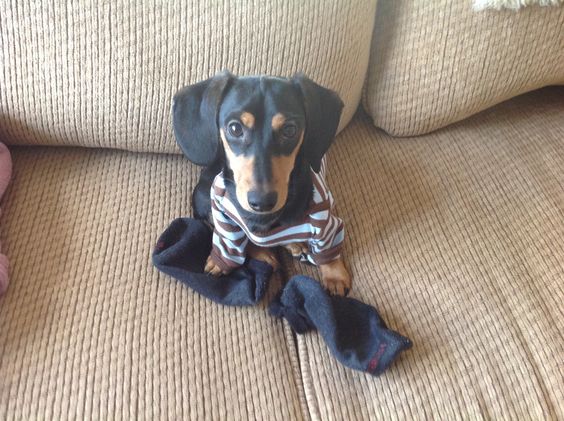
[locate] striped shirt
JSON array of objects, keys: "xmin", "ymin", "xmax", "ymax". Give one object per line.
[{"xmin": 210, "ymin": 158, "xmax": 345, "ymax": 272}]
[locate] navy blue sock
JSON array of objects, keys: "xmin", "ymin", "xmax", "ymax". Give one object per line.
[
  {"xmin": 153, "ymin": 217, "xmax": 412, "ymax": 375},
  {"xmin": 269, "ymin": 276, "xmax": 412, "ymax": 375},
  {"xmin": 152, "ymin": 218, "xmax": 272, "ymax": 306}
]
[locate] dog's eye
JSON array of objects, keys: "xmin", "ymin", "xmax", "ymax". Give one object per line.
[
  {"xmin": 228, "ymin": 121, "xmax": 244, "ymax": 138},
  {"xmin": 281, "ymin": 123, "xmax": 297, "ymax": 139}
]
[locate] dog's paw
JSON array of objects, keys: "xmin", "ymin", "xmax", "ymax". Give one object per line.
[
  {"xmin": 247, "ymin": 243, "xmax": 279, "ymax": 270},
  {"xmin": 319, "ymin": 258, "xmax": 352, "ymax": 296},
  {"xmin": 284, "ymin": 242, "xmax": 309, "ymax": 259},
  {"xmin": 205, "ymin": 255, "xmax": 228, "ymax": 276}
]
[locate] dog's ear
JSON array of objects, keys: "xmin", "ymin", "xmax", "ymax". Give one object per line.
[
  {"xmin": 293, "ymin": 74, "xmax": 344, "ymax": 173},
  {"xmin": 173, "ymin": 70, "xmax": 233, "ymax": 166}
]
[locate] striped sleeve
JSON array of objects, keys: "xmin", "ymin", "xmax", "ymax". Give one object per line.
[
  {"xmin": 308, "ymin": 160, "xmax": 344, "ymax": 265},
  {"xmin": 309, "ymin": 209, "xmax": 345, "ymax": 265},
  {"xmin": 209, "ymin": 175, "xmax": 248, "ymax": 272}
]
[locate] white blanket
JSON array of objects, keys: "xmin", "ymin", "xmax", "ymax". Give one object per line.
[{"xmin": 474, "ymin": 0, "xmax": 563, "ymax": 10}]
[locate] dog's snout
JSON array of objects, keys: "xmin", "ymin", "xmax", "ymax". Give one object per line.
[{"xmin": 247, "ymin": 190, "xmax": 278, "ymax": 212}]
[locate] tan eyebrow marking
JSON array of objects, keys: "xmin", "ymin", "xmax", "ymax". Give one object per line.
[
  {"xmin": 240, "ymin": 112, "xmax": 255, "ymax": 129},
  {"xmin": 271, "ymin": 113, "xmax": 286, "ymax": 131}
]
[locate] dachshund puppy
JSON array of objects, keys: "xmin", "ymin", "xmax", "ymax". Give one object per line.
[{"xmin": 173, "ymin": 71, "xmax": 351, "ymax": 295}]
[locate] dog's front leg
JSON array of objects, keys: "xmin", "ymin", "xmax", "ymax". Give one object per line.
[
  {"xmin": 204, "ymin": 255, "xmax": 232, "ymax": 276},
  {"xmin": 319, "ymin": 257, "xmax": 352, "ymax": 296},
  {"xmin": 246, "ymin": 243, "xmax": 279, "ymax": 270},
  {"xmin": 284, "ymin": 242, "xmax": 309, "ymax": 259},
  {"xmin": 205, "ymin": 244, "xmax": 279, "ymax": 276}
]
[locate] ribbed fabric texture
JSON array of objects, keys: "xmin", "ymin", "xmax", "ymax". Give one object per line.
[
  {"xmin": 363, "ymin": 0, "xmax": 564, "ymax": 136},
  {"xmin": 1, "ymin": 87, "xmax": 562, "ymax": 420},
  {"xmin": 0, "ymin": 148, "xmax": 306, "ymax": 420},
  {"xmin": 283, "ymin": 87, "xmax": 564, "ymax": 420},
  {"xmin": 0, "ymin": 0, "xmax": 376, "ymax": 153}
]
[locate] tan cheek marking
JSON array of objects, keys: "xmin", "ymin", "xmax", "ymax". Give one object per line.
[
  {"xmin": 270, "ymin": 133, "xmax": 304, "ymax": 211},
  {"xmin": 271, "ymin": 113, "xmax": 286, "ymax": 131},
  {"xmin": 240, "ymin": 112, "xmax": 255, "ymax": 129},
  {"xmin": 220, "ymin": 129, "xmax": 256, "ymax": 210}
]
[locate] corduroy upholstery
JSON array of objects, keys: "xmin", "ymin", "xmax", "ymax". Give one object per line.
[
  {"xmin": 0, "ymin": 0, "xmax": 376, "ymax": 153},
  {"xmin": 363, "ymin": 0, "xmax": 564, "ymax": 136},
  {"xmin": 0, "ymin": 147, "xmax": 305, "ymax": 420},
  {"xmin": 1, "ymin": 0, "xmax": 563, "ymax": 419},
  {"xmin": 1, "ymin": 87, "xmax": 562, "ymax": 420},
  {"xmin": 284, "ymin": 87, "xmax": 564, "ymax": 420}
]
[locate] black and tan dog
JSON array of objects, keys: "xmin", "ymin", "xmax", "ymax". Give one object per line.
[{"xmin": 172, "ymin": 71, "xmax": 351, "ymax": 295}]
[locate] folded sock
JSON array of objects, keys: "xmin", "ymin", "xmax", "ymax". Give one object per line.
[
  {"xmin": 152, "ymin": 218, "xmax": 272, "ymax": 306},
  {"xmin": 153, "ymin": 217, "xmax": 412, "ymax": 375},
  {"xmin": 269, "ymin": 276, "xmax": 412, "ymax": 375}
]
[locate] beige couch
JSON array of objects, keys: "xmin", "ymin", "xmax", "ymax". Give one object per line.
[{"xmin": 1, "ymin": 1, "xmax": 562, "ymax": 419}]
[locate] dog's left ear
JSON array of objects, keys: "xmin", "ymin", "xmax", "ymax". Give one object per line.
[{"xmin": 293, "ymin": 74, "xmax": 344, "ymax": 173}]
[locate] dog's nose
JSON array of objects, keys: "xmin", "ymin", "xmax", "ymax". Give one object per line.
[{"xmin": 247, "ymin": 191, "xmax": 278, "ymax": 212}]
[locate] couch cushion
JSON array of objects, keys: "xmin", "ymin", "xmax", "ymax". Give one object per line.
[
  {"xmin": 0, "ymin": 0, "xmax": 376, "ymax": 153},
  {"xmin": 1, "ymin": 88, "xmax": 562, "ymax": 420},
  {"xmin": 0, "ymin": 148, "xmax": 306, "ymax": 420},
  {"xmin": 284, "ymin": 87, "xmax": 564, "ymax": 419},
  {"xmin": 363, "ymin": 0, "xmax": 564, "ymax": 136}
]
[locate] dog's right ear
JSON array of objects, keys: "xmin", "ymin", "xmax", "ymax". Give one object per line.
[{"xmin": 173, "ymin": 71, "xmax": 233, "ymax": 166}]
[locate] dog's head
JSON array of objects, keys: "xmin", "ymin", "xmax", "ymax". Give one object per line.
[{"xmin": 173, "ymin": 71, "xmax": 343, "ymax": 214}]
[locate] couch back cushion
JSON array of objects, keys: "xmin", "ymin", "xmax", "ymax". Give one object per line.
[
  {"xmin": 363, "ymin": 0, "xmax": 564, "ymax": 136},
  {"xmin": 0, "ymin": 0, "xmax": 376, "ymax": 153}
]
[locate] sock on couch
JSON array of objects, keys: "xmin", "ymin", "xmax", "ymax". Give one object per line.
[
  {"xmin": 152, "ymin": 217, "xmax": 412, "ymax": 376},
  {"xmin": 269, "ymin": 276, "xmax": 412, "ymax": 375},
  {"xmin": 152, "ymin": 218, "xmax": 272, "ymax": 306}
]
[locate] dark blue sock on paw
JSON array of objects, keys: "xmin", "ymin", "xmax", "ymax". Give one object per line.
[
  {"xmin": 153, "ymin": 217, "xmax": 412, "ymax": 375},
  {"xmin": 269, "ymin": 276, "xmax": 412, "ymax": 375},
  {"xmin": 152, "ymin": 218, "xmax": 272, "ymax": 306}
]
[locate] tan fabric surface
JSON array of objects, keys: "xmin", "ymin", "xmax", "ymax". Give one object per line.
[
  {"xmin": 0, "ymin": 149, "xmax": 306, "ymax": 420},
  {"xmin": 363, "ymin": 0, "xmax": 564, "ymax": 136},
  {"xmin": 285, "ymin": 87, "xmax": 564, "ymax": 419},
  {"xmin": 0, "ymin": 0, "xmax": 376, "ymax": 153},
  {"xmin": 0, "ymin": 88, "xmax": 562, "ymax": 420}
]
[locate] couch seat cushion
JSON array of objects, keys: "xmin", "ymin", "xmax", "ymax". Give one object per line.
[
  {"xmin": 0, "ymin": 148, "xmax": 305, "ymax": 420},
  {"xmin": 284, "ymin": 87, "xmax": 564, "ymax": 419},
  {"xmin": 1, "ymin": 87, "xmax": 562, "ymax": 420}
]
